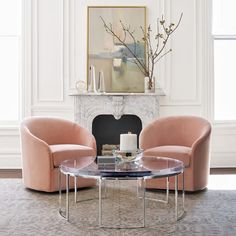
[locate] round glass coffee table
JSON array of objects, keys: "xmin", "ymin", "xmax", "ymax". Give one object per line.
[{"xmin": 59, "ymin": 156, "xmax": 185, "ymax": 228}]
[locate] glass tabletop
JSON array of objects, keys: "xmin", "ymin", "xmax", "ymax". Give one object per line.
[{"xmin": 60, "ymin": 156, "xmax": 184, "ymax": 179}]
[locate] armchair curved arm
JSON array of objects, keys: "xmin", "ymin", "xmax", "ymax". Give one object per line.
[
  {"xmin": 189, "ymin": 117, "xmax": 211, "ymax": 151},
  {"xmin": 190, "ymin": 126, "xmax": 211, "ymax": 189},
  {"xmin": 191, "ymin": 125, "xmax": 211, "ymax": 159},
  {"xmin": 20, "ymin": 125, "xmax": 54, "ymax": 190}
]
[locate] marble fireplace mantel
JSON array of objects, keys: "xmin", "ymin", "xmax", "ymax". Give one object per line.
[{"xmin": 70, "ymin": 93, "xmax": 160, "ymax": 132}]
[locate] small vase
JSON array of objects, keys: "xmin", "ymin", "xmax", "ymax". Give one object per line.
[
  {"xmin": 144, "ymin": 76, "xmax": 155, "ymax": 93},
  {"xmin": 97, "ymin": 70, "xmax": 106, "ymax": 93},
  {"xmin": 75, "ymin": 80, "xmax": 86, "ymax": 93},
  {"xmin": 88, "ymin": 65, "xmax": 98, "ymax": 93}
]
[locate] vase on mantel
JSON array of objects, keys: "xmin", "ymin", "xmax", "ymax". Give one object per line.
[{"xmin": 144, "ymin": 76, "xmax": 155, "ymax": 93}]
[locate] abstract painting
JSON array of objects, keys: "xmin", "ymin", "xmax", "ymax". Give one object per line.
[{"xmin": 87, "ymin": 6, "xmax": 146, "ymax": 93}]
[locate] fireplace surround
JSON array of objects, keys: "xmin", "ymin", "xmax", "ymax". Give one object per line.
[
  {"xmin": 71, "ymin": 93, "xmax": 159, "ymax": 152},
  {"xmin": 72, "ymin": 93, "xmax": 159, "ymax": 130}
]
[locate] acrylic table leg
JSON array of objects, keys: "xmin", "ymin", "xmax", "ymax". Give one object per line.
[
  {"xmin": 74, "ymin": 176, "xmax": 77, "ymax": 203},
  {"xmin": 143, "ymin": 178, "xmax": 146, "ymax": 227},
  {"xmin": 58, "ymin": 169, "xmax": 62, "ymax": 213},
  {"xmin": 175, "ymin": 175, "xmax": 178, "ymax": 221},
  {"xmin": 166, "ymin": 177, "xmax": 169, "ymax": 203},
  {"xmin": 66, "ymin": 174, "xmax": 70, "ymax": 221},
  {"xmin": 99, "ymin": 178, "xmax": 102, "ymax": 227},
  {"xmin": 136, "ymin": 179, "xmax": 142, "ymax": 198},
  {"xmin": 103, "ymin": 179, "xmax": 107, "ymax": 198}
]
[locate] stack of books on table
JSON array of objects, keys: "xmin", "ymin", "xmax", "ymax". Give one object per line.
[
  {"xmin": 97, "ymin": 156, "xmax": 116, "ymax": 170},
  {"xmin": 101, "ymin": 144, "xmax": 119, "ymax": 156}
]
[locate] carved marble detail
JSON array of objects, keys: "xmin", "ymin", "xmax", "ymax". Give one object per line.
[
  {"xmin": 112, "ymin": 96, "xmax": 124, "ymax": 120},
  {"xmin": 72, "ymin": 94, "xmax": 159, "ymax": 132}
]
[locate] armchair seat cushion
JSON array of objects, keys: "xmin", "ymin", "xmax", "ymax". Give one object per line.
[
  {"xmin": 50, "ymin": 144, "xmax": 95, "ymax": 167},
  {"xmin": 143, "ymin": 145, "xmax": 191, "ymax": 167}
]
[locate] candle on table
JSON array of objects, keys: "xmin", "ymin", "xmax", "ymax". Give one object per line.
[{"xmin": 120, "ymin": 132, "xmax": 137, "ymax": 151}]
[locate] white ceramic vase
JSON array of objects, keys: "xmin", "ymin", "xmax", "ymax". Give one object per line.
[
  {"xmin": 97, "ymin": 70, "xmax": 106, "ymax": 93},
  {"xmin": 88, "ymin": 65, "xmax": 97, "ymax": 93}
]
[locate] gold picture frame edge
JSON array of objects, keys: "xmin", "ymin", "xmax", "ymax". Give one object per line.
[{"xmin": 86, "ymin": 6, "xmax": 147, "ymax": 93}]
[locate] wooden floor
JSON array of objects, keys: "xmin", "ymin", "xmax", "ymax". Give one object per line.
[{"xmin": 0, "ymin": 168, "xmax": 236, "ymax": 178}]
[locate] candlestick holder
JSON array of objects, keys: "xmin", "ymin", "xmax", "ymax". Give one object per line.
[{"xmin": 112, "ymin": 149, "xmax": 143, "ymax": 170}]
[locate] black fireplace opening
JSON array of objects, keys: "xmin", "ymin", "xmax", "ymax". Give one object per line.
[{"xmin": 92, "ymin": 115, "xmax": 142, "ymax": 156}]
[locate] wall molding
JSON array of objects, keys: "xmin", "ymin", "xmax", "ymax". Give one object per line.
[
  {"xmin": 211, "ymin": 152, "xmax": 236, "ymax": 168},
  {"xmin": 31, "ymin": 105, "xmax": 73, "ymax": 113},
  {"xmin": 68, "ymin": 0, "xmax": 75, "ymax": 91},
  {"xmin": 32, "ymin": 0, "xmax": 38, "ymax": 104},
  {"xmin": 21, "ymin": 0, "xmax": 32, "ymax": 118},
  {"xmin": 201, "ymin": 0, "xmax": 214, "ymax": 120},
  {"xmin": 160, "ymin": 0, "xmax": 200, "ymax": 106},
  {"xmin": 0, "ymin": 127, "xmax": 19, "ymax": 136},
  {"xmin": 0, "ymin": 149, "xmax": 20, "ymax": 155},
  {"xmin": 33, "ymin": 0, "xmax": 65, "ymax": 104},
  {"xmin": 213, "ymin": 125, "xmax": 236, "ymax": 135},
  {"xmin": 0, "ymin": 154, "xmax": 22, "ymax": 169}
]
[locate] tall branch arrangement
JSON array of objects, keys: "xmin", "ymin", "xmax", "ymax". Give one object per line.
[{"xmin": 101, "ymin": 13, "xmax": 183, "ymax": 89}]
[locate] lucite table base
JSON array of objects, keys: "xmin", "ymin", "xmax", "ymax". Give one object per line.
[{"xmin": 58, "ymin": 171, "xmax": 185, "ymax": 228}]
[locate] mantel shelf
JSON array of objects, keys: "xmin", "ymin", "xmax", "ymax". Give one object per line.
[{"xmin": 70, "ymin": 89, "xmax": 165, "ymax": 97}]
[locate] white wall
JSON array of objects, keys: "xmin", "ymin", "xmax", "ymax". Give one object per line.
[{"xmin": 0, "ymin": 0, "xmax": 235, "ymax": 168}]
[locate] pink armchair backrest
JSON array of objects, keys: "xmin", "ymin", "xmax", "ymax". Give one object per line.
[
  {"xmin": 140, "ymin": 116, "xmax": 211, "ymax": 149},
  {"xmin": 21, "ymin": 117, "xmax": 95, "ymax": 149}
]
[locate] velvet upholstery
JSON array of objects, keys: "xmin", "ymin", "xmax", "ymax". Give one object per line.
[
  {"xmin": 139, "ymin": 116, "xmax": 211, "ymax": 192},
  {"xmin": 20, "ymin": 117, "xmax": 97, "ymax": 192}
]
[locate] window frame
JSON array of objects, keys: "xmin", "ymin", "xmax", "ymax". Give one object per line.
[
  {"xmin": 0, "ymin": 0, "xmax": 31, "ymax": 129},
  {"xmin": 0, "ymin": 1, "xmax": 22, "ymax": 126},
  {"xmin": 211, "ymin": 1, "xmax": 236, "ymax": 124}
]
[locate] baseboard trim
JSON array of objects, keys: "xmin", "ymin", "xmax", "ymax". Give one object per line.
[
  {"xmin": 210, "ymin": 168, "xmax": 236, "ymax": 175},
  {"xmin": 0, "ymin": 169, "xmax": 22, "ymax": 178}
]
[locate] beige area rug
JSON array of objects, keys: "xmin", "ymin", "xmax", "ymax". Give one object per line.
[{"xmin": 0, "ymin": 179, "xmax": 236, "ymax": 236}]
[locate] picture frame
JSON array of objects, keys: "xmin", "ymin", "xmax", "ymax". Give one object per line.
[{"xmin": 87, "ymin": 6, "xmax": 146, "ymax": 93}]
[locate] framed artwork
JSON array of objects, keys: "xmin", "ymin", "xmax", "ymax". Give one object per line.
[{"xmin": 87, "ymin": 6, "xmax": 146, "ymax": 93}]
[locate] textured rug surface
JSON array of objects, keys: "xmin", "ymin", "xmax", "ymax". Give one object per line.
[{"xmin": 0, "ymin": 179, "xmax": 236, "ymax": 236}]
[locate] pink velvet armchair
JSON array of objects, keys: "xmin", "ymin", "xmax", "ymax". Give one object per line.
[
  {"xmin": 20, "ymin": 117, "xmax": 97, "ymax": 192},
  {"xmin": 139, "ymin": 116, "xmax": 211, "ymax": 192}
]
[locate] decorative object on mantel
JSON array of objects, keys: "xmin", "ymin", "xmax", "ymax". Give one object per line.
[
  {"xmin": 101, "ymin": 12, "xmax": 183, "ymax": 93},
  {"xmin": 88, "ymin": 65, "xmax": 97, "ymax": 92},
  {"xmin": 97, "ymin": 70, "xmax": 106, "ymax": 92},
  {"xmin": 75, "ymin": 80, "xmax": 86, "ymax": 93}
]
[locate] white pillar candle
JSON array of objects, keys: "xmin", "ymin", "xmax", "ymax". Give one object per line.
[{"xmin": 120, "ymin": 132, "xmax": 137, "ymax": 151}]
